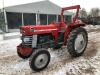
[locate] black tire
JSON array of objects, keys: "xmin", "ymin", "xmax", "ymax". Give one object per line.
[
  {"xmin": 67, "ymin": 27, "xmax": 88, "ymax": 57},
  {"xmin": 29, "ymin": 49, "xmax": 50, "ymax": 72},
  {"xmin": 17, "ymin": 48, "xmax": 33, "ymax": 59}
]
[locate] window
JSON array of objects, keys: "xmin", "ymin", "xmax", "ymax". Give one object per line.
[
  {"xmin": 64, "ymin": 15, "xmax": 72, "ymax": 24},
  {"xmin": 40, "ymin": 14, "xmax": 47, "ymax": 25},
  {"xmin": 58, "ymin": 15, "xmax": 72, "ymax": 24},
  {"xmin": 48, "ymin": 15, "xmax": 56, "ymax": 24},
  {"xmin": 58, "ymin": 15, "xmax": 61, "ymax": 22},
  {"xmin": 7, "ymin": 12, "xmax": 22, "ymax": 29},
  {"xmin": 23, "ymin": 13, "xmax": 36, "ymax": 25}
]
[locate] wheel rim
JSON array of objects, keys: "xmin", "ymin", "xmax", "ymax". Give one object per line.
[
  {"xmin": 34, "ymin": 54, "xmax": 48, "ymax": 69},
  {"xmin": 75, "ymin": 33, "xmax": 86, "ymax": 53}
]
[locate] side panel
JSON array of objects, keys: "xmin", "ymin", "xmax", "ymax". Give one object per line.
[{"xmin": 36, "ymin": 34, "xmax": 57, "ymax": 48}]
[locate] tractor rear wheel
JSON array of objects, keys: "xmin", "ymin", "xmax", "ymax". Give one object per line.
[
  {"xmin": 67, "ymin": 27, "xmax": 88, "ymax": 57},
  {"xmin": 29, "ymin": 49, "xmax": 50, "ymax": 71}
]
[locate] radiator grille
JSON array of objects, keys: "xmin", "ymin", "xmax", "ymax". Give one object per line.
[{"xmin": 21, "ymin": 36, "xmax": 33, "ymax": 47}]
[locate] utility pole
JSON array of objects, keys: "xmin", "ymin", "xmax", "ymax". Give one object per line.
[
  {"xmin": 2, "ymin": 0, "xmax": 5, "ymax": 39},
  {"xmin": 36, "ymin": 10, "xmax": 40, "ymax": 25},
  {"xmin": 3, "ymin": 0, "xmax": 8, "ymax": 32}
]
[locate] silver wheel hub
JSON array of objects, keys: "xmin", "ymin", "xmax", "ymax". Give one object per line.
[
  {"xmin": 75, "ymin": 33, "xmax": 86, "ymax": 53},
  {"xmin": 34, "ymin": 54, "xmax": 48, "ymax": 69}
]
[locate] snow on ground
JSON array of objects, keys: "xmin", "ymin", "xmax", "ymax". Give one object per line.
[
  {"xmin": 0, "ymin": 38, "xmax": 21, "ymax": 57},
  {"xmin": 4, "ymin": 32, "xmax": 20, "ymax": 37},
  {"xmin": 0, "ymin": 25, "xmax": 100, "ymax": 75},
  {"xmin": 84, "ymin": 25, "xmax": 100, "ymax": 32}
]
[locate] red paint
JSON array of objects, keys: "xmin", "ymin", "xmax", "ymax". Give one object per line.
[{"xmin": 17, "ymin": 44, "xmax": 32, "ymax": 56}]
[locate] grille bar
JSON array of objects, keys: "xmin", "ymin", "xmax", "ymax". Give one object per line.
[{"xmin": 22, "ymin": 36, "xmax": 33, "ymax": 47}]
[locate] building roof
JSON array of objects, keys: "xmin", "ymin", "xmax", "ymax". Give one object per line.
[{"xmin": 5, "ymin": 0, "xmax": 73, "ymax": 15}]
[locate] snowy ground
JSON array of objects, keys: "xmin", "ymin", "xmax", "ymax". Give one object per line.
[{"xmin": 0, "ymin": 25, "xmax": 100, "ymax": 75}]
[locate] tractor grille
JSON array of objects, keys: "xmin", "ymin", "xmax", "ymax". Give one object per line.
[{"xmin": 21, "ymin": 36, "xmax": 33, "ymax": 47}]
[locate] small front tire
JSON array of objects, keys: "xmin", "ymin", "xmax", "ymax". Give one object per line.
[{"xmin": 29, "ymin": 49, "xmax": 50, "ymax": 72}]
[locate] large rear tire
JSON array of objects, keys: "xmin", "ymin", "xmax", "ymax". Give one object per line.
[
  {"xmin": 67, "ymin": 27, "xmax": 88, "ymax": 57},
  {"xmin": 29, "ymin": 49, "xmax": 50, "ymax": 72}
]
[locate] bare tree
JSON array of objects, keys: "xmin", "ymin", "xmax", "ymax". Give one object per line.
[
  {"xmin": 89, "ymin": 8, "xmax": 100, "ymax": 25},
  {"xmin": 79, "ymin": 8, "xmax": 87, "ymax": 18},
  {"xmin": 90, "ymin": 8, "xmax": 100, "ymax": 17},
  {"xmin": 0, "ymin": 9, "xmax": 5, "ymax": 31},
  {"xmin": 79, "ymin": 8, "xmax": 88, "ymax": 23}
]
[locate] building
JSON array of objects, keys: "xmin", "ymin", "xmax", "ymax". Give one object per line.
[{"xmin": 1, "ymin": 0, "xmax": 73, "ymax": 32}]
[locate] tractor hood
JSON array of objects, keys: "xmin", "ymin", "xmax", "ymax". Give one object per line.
[{"xmin": 20, "ymin": 24, "xmax": 59, "ymax": 35}]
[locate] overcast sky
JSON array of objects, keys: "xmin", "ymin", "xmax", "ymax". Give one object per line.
[{"xmin": 0, "ymin": 0, "xmax": 100, "ymax": 12}]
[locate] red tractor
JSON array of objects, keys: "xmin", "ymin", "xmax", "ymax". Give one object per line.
[{"xmin": 17, "ymin": 5, "xmax": 88, "ymax": 71}]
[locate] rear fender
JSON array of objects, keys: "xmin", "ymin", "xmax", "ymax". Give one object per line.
[
  {"xmin": 72, "ymin": 24, "xmax": 86, "ymax": 28},
  {"xmin": 63, "ymin": 24, "xmax": 85, "ymax": 45}
]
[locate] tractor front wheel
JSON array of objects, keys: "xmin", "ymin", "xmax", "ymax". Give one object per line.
[
  {"xmin": 67, "ymin": 27, "xmax": 88, "ymax": 57},
  {"xmin": 29, "ymin": 49, "xmax": 50, "ymax": 72}
]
